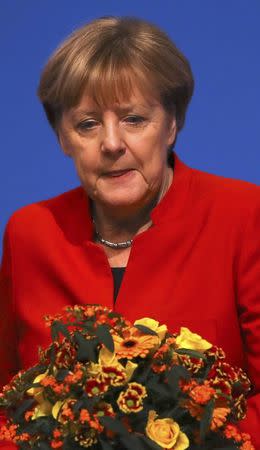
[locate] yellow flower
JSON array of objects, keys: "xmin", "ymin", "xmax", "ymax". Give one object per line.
[
  {"xmin": 124, "ymin": 360, "xmax": 138, "ymax": 381},
  {"xmin": 52, "ymin": 399, "xmax": 76, "ymax": 422},
  {"xmin": 134, "ymin": 318, "xmax": 167, "ymax": 342},
  {"xmin": 98, "ymin": 347, "xmax": 137, "ymax": 382},
  {"xmin": 52, "ymin": 400, "xmax": 64, "ymax": 420},
  {"xmin": 146, "ymin": 411, "xmax": 189, "ymax": 450},
  {"xmin": 175, "ymin": 327, "xmax": 212, "ymax": 352},
  {"xmin": 31, "ymin": 400, "xmax": 53, "ymax": 420},
  {"xmin": 27, "ymin": 372, "xmax": 47, "ymax": 403},
  {"xmin": 88, "ymin": 362, "xmax": 103, "ymax": 377},
  {"xmin": 99, "ymin": 347, "xmax": 118, "ymax": 366},
  {"xmin": 117, "ymin": 383, "xmax": 147, "ymax": 414},
  {"xmin": 27, "ymin": 372, "xmax": 54, "ymax": 420}
]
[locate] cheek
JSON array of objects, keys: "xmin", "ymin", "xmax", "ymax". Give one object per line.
[{"xmin": 71, "ymin": 152, "xmax": 99, "ymax": 186}]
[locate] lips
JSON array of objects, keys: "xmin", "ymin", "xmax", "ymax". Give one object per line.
[{"xmin": 103, "ymin": 169, "xmax": 133, "ymax": 177}]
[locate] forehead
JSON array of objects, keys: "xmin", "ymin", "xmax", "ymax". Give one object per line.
[{"xmin": 72, "ymin": 89, "xmax": 161, "ymax": 116}]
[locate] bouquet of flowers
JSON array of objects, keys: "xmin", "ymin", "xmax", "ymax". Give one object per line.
[{"xmin": 0, "ymin": 304, "xmax": 254, "ymax": 449}]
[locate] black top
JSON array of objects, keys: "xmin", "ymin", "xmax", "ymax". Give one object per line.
[
  {"xmin": 111, "ymin": 267, "xmax": 126, "ymax": 303},
  {"xmin": 110, "ymin": 153, "xmax": 174, "ymax": 303}
]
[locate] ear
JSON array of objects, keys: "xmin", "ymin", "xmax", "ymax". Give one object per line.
[{"xmin": 167, "ymin": 115, "xmax": 177, "ymax": 147}]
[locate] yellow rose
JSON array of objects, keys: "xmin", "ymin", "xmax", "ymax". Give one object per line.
[
  {"xmin": 175, "ymin": 327, "xmax": 212, "ymax": 352},
  {"xmin": 146, "ymin": 411, "xmax": 189, "ymax": 450},
  {"xmin": 134, "ymin": 318, "xmax": 167, "ymax": 341}
]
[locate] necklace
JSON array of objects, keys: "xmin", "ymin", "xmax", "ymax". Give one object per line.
[
  {"xmin": 92, "ymin": 168, "xmax": 172, "ymax": 249},
  {"xmin": 95, "ymin": 229, "xmax": 133, "ymax": 249}
]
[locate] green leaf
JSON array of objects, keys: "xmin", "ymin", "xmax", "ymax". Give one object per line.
[
  {"xmin": 99, "ymin": 438, "xmax": 115, "ymax": 450},
  {"xmin": 119, "ymin": 434, "xmax": 146, "ymax": 450},
  {"xmin": 213, "ymin": 448, "xmax": 238, "ymax": 450},
  {"xmin": 148, "ymin": 379, "xmax": 169, "ymax": 398},
  {"xmin": 96, "ymin": 324, "xmax": 114, "ymax": 353},
  {"xmin": 56, "ymin": 369, "xmax": 70, "ymax": 382},
  {"xmin": 134, "ymin": 324, "xmax": 158, "ymax": 335},
  {"xmin": 175, "ymin": 348, "xmax": 207, "ymax": 361},
  {"xmin": 166, "ymin": 365, "xmax": 190, "ymax": 400},
  {"xmin": 74, "ymin": 332, "xmax": 99, "ymax": 363},
  {"xmin": 99, "ymin": 416, "xmax": 129, "ymax": 436},
  {"xmin": 215, "ymin": 448, "xmax": 238, "ymax": 450},
  {"xmin": 33, "ymin": 442, "xmax": 51, "ymax": 449},
  {"xmin": 139, "ymin": 435, "xmax": 164, "ymax": 450},
  {"xmin": 168, "ymin": 364, "xmax": 191, "ymax": 381},
  {"xmin": 13, "ymin": 398, "xmax": 35, "ymax": 422},
  {"xmin": 51, "ymin": 320, "xmax": 71, "ymax": 341},
  {"xmin": 200, "ymin": 398, "xmax": 215, "ymax": 440},
  {"xmin": 24, "ymin": 417, "xmax": 55, "ymax": 436},
  {"xmin": 63, "ymin": 436, "xmax": 83, "ymax": 450}
]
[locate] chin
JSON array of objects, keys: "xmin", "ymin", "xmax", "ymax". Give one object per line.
[{"xmin": 99, "ymin": 191, "xmax": 147, "ymax": 209}]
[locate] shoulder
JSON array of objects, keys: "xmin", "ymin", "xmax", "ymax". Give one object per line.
[
  {"xmin": 189, "ymin": 165, "xmax": 260, "ymax": 217},
  {"xmin": 5, "ymin": 186, "xmax": 87, "ymax": 239}
]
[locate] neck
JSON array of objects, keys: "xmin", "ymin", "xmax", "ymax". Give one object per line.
[{"xmin": 92, "ymin": 167, "xmax": 173, "ymax": 244}]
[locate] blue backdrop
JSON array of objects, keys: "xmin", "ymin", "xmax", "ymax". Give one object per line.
[{"xmin": 1, "ymin": 0, "xmax": 259, "ymax": 257}]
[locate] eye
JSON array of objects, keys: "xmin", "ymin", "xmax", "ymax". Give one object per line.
[
  {"xmin": 77, "ymin": 120, "xmax": 98, "ymax": 131},
  {"xmin": 124, "ymin": 115, "xmax": 146, "ymax": 126}
]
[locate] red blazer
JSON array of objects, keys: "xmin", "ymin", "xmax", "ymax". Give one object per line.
[{"xmin": 0, "ymin": 152, "xmax": 260, "ymax": 448}]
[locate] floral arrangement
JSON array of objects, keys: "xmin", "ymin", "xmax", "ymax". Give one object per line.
[{"xmin": 0, "ymin": 304, "xmax": 255, "ymax": 449}]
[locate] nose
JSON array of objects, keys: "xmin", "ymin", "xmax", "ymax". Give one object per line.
[{"xmin": 101, "ymin": 120, "xmax": 125, "ymax": 154}]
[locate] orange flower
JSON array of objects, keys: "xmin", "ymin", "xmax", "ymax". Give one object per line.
[
  {"xmin": 183, "ymin": 400, "xmax": 203, "ymax": 420},
  {"xmin": 0, "ymin": 424, "xmax": 18, "ymax": 442},
  {"xmin": 189, "ymin": 383, "xmax": 216, "ymax": 405},
  {"xmin": 16, "ymin": 433, "xmax": 30, "ymax": 442},
  {"xmin": 40, "ymin": 375, "xmax": 56, "ymax": 387},
  {"xmin": 25, "ymin": 411, "xmax": 34, "ymax": 421},
  {"xmin": 152, "ymin": 363, "xmax": 167, "ymax": 373},
  {"xmin": 51, "ymin": 441, "xmax": 63, "ymax": 449},
  {"xmin": 241, "ymin": 442, "xmax": 255, "ymax": 450},
  {"xmin": 64, "ymin": 367, "xmax": 84, "ymax": 384},
  {"xmin": 180, "ymin": 380, "xmax": 198, "ymax": 393},
  {"xmin": 53, "ymin": 399, "xmax": 76, "ymax": 423},
  {"xmin": 113, "ymin": 327, "xmax": 159, "ymax": 359},
  {"xmin": 79, "ymin": 409, "xmax": 91, "ymax": 423},
  {"xmin": 224, "ymin": 424, "xmax": 255, "ymax": 450},
  {"xmin": 210, "ymin": 407, "xmax": 230, "ymax": 431},
  {"xmin": 61, "ymin": 406, "xmax": 75, "ymax": 421},
  {"xmin": 53, "ymin": 429, "xmax": 62, "ymax": 439},
  {"xmin": 83, "ymin": 306, "xmax": 96, "ymax": 317},
  {"xmin": 90, "ymin": 417, "xmax": 103, "ymax": 432},
  {"xmin": 223, "ymin": 424, "xmax": 242, "ymax": 442}
]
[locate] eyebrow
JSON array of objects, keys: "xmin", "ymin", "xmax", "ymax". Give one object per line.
[{"xmin": 71, "ymin": 102, "xmax": 157, "ymax": 118}]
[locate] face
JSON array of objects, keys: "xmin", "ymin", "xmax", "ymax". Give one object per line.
[{"xmin": 58, "ymin": 89, "xmax": 176, "ymax": 214}]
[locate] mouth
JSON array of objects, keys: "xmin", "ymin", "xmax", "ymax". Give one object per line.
[{"xmin": 102, "ymin": 169, "xmax": 134, "ymax": 178}]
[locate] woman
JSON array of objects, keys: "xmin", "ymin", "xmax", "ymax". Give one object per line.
[{"xmin": 0, "ymin": 16, "xmax": 259, "ymax": 448}]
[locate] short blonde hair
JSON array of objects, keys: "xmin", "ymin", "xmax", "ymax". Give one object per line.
[{"xmin": 38, "ymin": 16, "xmax": 194, "ymax": 139}]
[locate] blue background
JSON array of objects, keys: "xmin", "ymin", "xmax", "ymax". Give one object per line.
[{"xmin": 1, "ymin": 0, "xmax": 259, "ymax": 256}]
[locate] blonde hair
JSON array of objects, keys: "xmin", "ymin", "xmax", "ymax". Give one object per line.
[{"xmin": 38, "ymin": 16, "xmax": 194, "ymax": 142}]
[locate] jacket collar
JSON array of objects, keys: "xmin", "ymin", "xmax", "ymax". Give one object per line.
[{"xmin": 62, "ymin": 151, "xmax": 193, "ymax": 244}]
